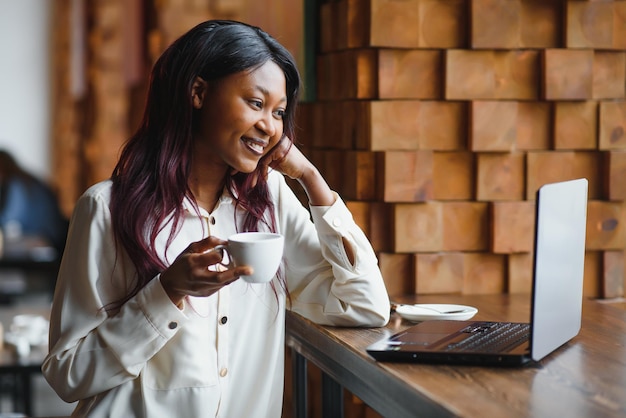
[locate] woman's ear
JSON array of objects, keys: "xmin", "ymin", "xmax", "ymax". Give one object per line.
[{"xmin": 191, "ymin": 76, "xmax": 207, "ymax": 109}]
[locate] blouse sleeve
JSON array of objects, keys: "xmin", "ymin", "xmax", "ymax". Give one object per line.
[
  {"xmin": 273, "ymin": 172, "xmax": 390, "ymax": 327},
  {"xmin": 41, "ymin": 184, "xmax": 188, "ymax": 403}
]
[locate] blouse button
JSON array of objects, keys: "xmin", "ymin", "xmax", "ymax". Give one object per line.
[
  {"xmin": 219, "ymin": 368, "xmax": 228, "ymax": 377},
  {"xmin": 168, "ymin": 321, "xmax": 178, "ymax": 330},
  {"xmin": 220, "ymin": 316, "xmax": 228, "ymax": 325},
  {"xmin": 332, "ymin": 218, "xmax": 341, "ymax": 227},
  {"xmin": 210, "ymin": 216, "xmax": 216, "ymax": 225}
]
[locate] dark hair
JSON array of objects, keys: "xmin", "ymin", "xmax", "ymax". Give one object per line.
[{"xmin": 109, "ymin": 20, "xmax": 301, "ymax": 309}]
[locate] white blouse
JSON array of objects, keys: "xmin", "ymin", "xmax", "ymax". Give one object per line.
[{"xmin": 42, "ymin": 170, "xmax": 390, "ymax": 418}]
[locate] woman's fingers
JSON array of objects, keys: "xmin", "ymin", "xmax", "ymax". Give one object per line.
[
  {"xmin": 161, "ymin": 236, "xmax": 255, "ymax": 305},
  {"xmin": 185, "ymin": 235, "xmax": 227, "ymax": 254}
]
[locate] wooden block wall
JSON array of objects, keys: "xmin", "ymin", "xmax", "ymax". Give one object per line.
[{"xmin": 302, "ymin": 0, "xmax": 626, "ymax": 301}]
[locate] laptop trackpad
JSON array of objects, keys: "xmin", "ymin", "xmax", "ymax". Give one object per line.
[{"xmin": 391, "ymin": 321, "xmax": 471, "ymax": 346}]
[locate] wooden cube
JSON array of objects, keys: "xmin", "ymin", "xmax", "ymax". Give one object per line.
[
  {"xmin": 441, "ymin": 202, "xmax": 490, "ymax": 251},
  {"xmin": 295, "ymin": 102, "xmax": 315, "ymax": 147},
  {"xmin": 417, "ymin": 101, "xmax": 467, "ymax": 150},
  {"xmin": 342, "ymin": 151, "xmax": 377, "ymax": 201},
  {"xmin": 508, "ymin": 253, "xmax": 534, "ymax": 294},
  {"xmin": 593, "ymin": 52, "xmax": 626, "ymax": 99},
  {"xmin": 566, "ymin": 1, "xmax": 626, "ymax": 50},
  {"xmin": 377, "ymin": 151, "xmax": 433, "ymax": 202},
  {"xmin": 471, "ymin": 0, "xmax": 561, "ymax": 48},
  {"xmin": 445, "ymin": 50, "xmax": 496, "ymax": 99},
  {"xmin": 543, "ymin": 49, "xmax": 594, "ymax": 100},
  {"xmin": 471, "ymin": 0, "xmax": 520, "ymax": 49},
  {"xmin": 315, "ymin": 54, "xmax": 335, "ymax": 101},
  {"xmin": 377, "ymin": 49, "xmax": 443, "ymax": 99},
  {"xmin": 604, "ymin": 151, "xmax": 626, "ymax": 201},
  {"xmin": 369, "ymin": 202, "xmax": 393, "ymax": 253},
  {"xmin": 361, "ymin": 101, "xmax": 421, "ymax": 150},
  {"xmin": 616, "ymin": 2, "xmax": 626, "ymax": 49},
  {"xmin": 519, "ymin": 0, "xmax": 561, "ymax": 48},
  {"xmin": 370, "ymin": 0, "xmax": 421, "ymax": 48},
  {"xmin": 599, "ymin": 100, "xmax": 626, "ymax": 150},
  {"xmin": 446, "ymin": 50, "xmax": 538, "ymax": 100},
  {"xmin": 346, "ymin": 201, "xmax": 392, "ymax": 253},
  {"xmin": 433, "ymin": 152, "xmax": 475, "ymax": 200},
  {"xmin": 553, "ymin": 101, "xmax": 598, "ymax": 150},
  {"xmin": 418, "ymin": 0, "xmax": 467, "ymax": 48},
  {"xmin": 346, "ymin": 0, "xmax": 369, "ymax": 49},
  {"xmin": 379, "ymin": 252, "xmax": 414, "ymax": 296},
  {"xmin": 494, "ymin": 50, "xmax": 541, "ymax": 99},
  {"xmin": 583, "ymin": 251, "xmax": 602, "ymax": 298},
  {"xmin": 338, "ymin": 100, "xmax": 360, "ymax": 150},
  {"xmin": 516, "ymin": 102, "xmax": 551, "ymax": 150},
  {"xmin": 414, "ymin": 252, "xmax": 464, "ymax": 294},
  {"xmin": 393, "ymin": 202, "xmax": 443, "ymax": 252},
  {"xmin": 476, "ymin": 153, "xmax": 525, "ymax": 201},
  {"xmin": 470, "ymin": 101, "xmax": 518, "ymax": 151},
  {"xmin": 319, "ymin": 1, "xmax": 338, "ymax": 52},
  {"xmin": 354, "ymin": 49, "xmax": 378, "ymax": 99},
  {"xmin": 491, "ymin": 201, "xmax": 535, "ymax": 253},
  {"xmin": 586, "ymin": 200, "xmax": 625, "ymax": 251},
  {"xmin": 357, "ymin": 101, "xmax": 466, "ymax": 151},
  {"xmin": 366, "ymin": 0, "xmax": 467, "ymax": 48},
  {"xmin": 316, "ymin": 49, "xmax": 377, "ymax": 100},
  {"xmin": 602, "ymin": 250, "xmax": 625, "ymax": 299},
  {"xmin": 462, "ymin": 252, "xmax": 507, "ymax": 294},
  {"xmin": 318, "ymin": 101, "xmax": 349, "ymax": 149},
  {"xmin": 346, "ymin": 200, "xmax": 370, "ymax": 235}
]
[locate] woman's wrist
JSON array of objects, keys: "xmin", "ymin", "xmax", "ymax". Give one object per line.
[
  {"xmin": 160, "ymin": 274, "xmax": 185, "ymax": 308},
  {"xmin": 298, "ymin": 166, "xmax": 335, "ymax": 206}
]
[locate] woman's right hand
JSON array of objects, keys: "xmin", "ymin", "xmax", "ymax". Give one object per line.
[{"xmin": 159, "ymin": 236, "xmax": 253, "ymax": 307}]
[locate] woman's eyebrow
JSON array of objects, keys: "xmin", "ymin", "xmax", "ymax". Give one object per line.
[{"xmin": 255, "ymin": 85, "xmax": 287, "ymax": 104}]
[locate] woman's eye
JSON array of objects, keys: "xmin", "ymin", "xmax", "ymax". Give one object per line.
[
  {"xmin": 273, "ymin": 109, "xmax": 285, "ymax": 119},
  {"xmin": 250, "ymin": 100, "xmax": 263, "ymax": 109}
]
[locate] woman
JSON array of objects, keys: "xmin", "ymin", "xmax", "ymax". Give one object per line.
[{"xmin": 43, "ymin": 20, "xmax": 389, "ymax": 418}]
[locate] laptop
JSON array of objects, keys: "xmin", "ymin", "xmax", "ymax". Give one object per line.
[{"xmin": 367, "ymin": 178, "xmax": 588, "ymax": 366}]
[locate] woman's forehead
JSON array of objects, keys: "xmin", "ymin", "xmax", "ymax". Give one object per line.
[{"xmin": 219, "ymin": 61, "xmax": 287, "ymax": 100}]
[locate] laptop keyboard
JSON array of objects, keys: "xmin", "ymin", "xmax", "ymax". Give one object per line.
[{"xmin": 445, "ymin": 322, "xmax": 530, "ymax": 353}]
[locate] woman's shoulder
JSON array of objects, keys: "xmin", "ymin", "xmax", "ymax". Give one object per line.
[{"xmin": 78, "ymin": 179, "xmax": 113, "ymax": 205}]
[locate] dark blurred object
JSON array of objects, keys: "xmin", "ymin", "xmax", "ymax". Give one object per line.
[{"xmin": 0, "ymin": 150, "xmax": 68, "ymax": 256}]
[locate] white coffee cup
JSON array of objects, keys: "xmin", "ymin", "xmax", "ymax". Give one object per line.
[{"xmin": 215, "ymin": 232, "xmax": 284, "ymax": 283}]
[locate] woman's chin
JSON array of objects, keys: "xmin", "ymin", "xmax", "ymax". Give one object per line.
[{"xmin": 230, "ymin": 163, "xmax": 258, "ymax": 176}]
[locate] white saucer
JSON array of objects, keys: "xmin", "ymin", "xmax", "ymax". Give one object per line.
[{"xmin": 395, "ymin": 304, "xmax": 478, "ymax": 322}]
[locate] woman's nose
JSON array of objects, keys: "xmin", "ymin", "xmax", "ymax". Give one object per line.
[{"xmin": 257, "ymin": 113, "xmax": 278, "ymax": 138}]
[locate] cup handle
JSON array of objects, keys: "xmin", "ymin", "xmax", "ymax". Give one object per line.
[{"xmin": 212, "ymin": 244, "xmax": 232, "ymax": 268}]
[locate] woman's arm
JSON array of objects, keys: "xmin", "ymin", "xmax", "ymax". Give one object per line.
[
  {"xmin": 42, "ymin": 183, "xmax": 188, "ymax": 402},
  {"xmin": 270, "ymin": 170, "xmax": 390, "ymax": 327},
  {"xmin": 267, "ymin": 138, "xmax": 359, "ymax": 264}
]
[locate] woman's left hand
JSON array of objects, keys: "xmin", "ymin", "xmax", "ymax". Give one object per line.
[
  {"xmin": 261, "ymin": 136, "xmax": 309, "ymax": 181},
  {"xmin": 261, "ymin": 136, "xmax": 336, "ymax": 207}
]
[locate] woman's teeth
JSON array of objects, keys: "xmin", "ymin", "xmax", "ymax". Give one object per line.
[{"xmin": 243, "ymin": 138, "xmax": 264, "ymax": 154}]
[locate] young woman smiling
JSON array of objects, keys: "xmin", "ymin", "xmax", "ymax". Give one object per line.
[{"xmin": 43, "ymin": 20, "xmax": 389, "ymax": 418}]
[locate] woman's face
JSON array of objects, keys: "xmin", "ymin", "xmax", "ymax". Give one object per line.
[{"xmin": 192, "ymin": 60, "xmax": 287, "ymax": 174}]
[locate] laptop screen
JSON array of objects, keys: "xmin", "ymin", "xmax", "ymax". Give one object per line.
[{"xmin": 531, "ymin": 178, "xmax": 588, "ymax": 361}]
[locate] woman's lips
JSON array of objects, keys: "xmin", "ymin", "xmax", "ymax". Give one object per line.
[{"xmin": 241, "ymin": 137, "xmax": 266, "ymax": 155}]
